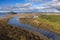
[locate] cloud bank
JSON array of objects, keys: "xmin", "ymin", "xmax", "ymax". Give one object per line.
[{"xmin": 0, "ymin": 0, "xmax": 60, "ymax": 12}]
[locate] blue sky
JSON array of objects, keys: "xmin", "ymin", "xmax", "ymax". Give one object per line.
[
  {"xmin": 0, "ymin": 0, "xmax": 51, "ymax": 6},
  {"xmin": 0, "ymin": 0, "xmax": 26, "ymax": 6},
  {"xmin": 0, "ymin": 0, "xmax": 60, "ymax": 12}
]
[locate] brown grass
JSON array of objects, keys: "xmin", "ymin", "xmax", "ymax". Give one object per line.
[{"xmin": 0, "ymin": 15, "xmax": 49, "ymax": 40}]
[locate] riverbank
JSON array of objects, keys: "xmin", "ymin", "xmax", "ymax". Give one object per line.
[
  {"xmin": 20, "ymin": 15, "xmax": 60, "ymax": 34},
  {"xmin": 0, "ymin": 14, "xmax": 49, "ymax": 40}
]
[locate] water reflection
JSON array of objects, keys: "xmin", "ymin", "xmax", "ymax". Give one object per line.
[
  {"xmin": 0, "ymin": 13, "xmax": 9, "ymax": 18},
  {"xmin": 8, "ymin": 16, "xmax": 60, "ymax": 40}
]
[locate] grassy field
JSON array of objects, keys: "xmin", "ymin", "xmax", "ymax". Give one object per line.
[
  {"xmin": 20, "ymin": 15, "xmax": 60, "ymax": 34},
  {"xmin": 0, "ymin": 15, "xmax": 49, "ymax": 40},
  {"xmin": 38, "ymin": 15, "xmax": 60, "ymax": 34},
  {"xmin": 39, "ymin": 15, "xmax": 60, "ymax": 24}
]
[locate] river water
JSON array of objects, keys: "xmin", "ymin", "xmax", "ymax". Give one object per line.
[
  {"xmin": 0, "ymin": 13, "xmax": 60, "ymax": 40},
  {"xmin": 0, "ymin": 13, "xmax": 9, "ymax": 18},
  {"xmin": 8, "ymin": 16, "xmax": 60, "ymax": 40}
]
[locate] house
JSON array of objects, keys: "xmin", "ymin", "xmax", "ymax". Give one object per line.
[{"xmin": 33, "ymin": 16, "xmax": 38, "ymax": 18}]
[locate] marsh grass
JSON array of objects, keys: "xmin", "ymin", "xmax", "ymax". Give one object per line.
[
  {"xmin": 0, "ymin": 16, "xmax": 49, "ymax": 40},
  {"xmin": 38, "ymin": 15, "xmax": 60, "ymax": 34},
  {"xmin": 20, "ymin": 15, "xmax": 60, "ymax": 34}
]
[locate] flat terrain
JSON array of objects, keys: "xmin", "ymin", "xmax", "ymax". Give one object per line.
[
  {"xmin": 20, "ymin": 15, "xmax": 60, "ymax": 34},
  {"xmin": 37, "ymin": 15, "xmax": 60, "ymax": 34},
  {"xmin": 0, "ymin": 14, "xmax": 49, "ymax": 40}
]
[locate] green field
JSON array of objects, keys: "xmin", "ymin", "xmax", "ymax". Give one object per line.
[
  {"xmin": 37, "ymin": 15, "xmax": 60, "ymax": 34},
  {"xmin": 39, "ymin": 15, "xmax": 60, "ymax": 24},
  {"xmin": 20, "ymin": 15, "xmax": 60, "ymax": 34}
]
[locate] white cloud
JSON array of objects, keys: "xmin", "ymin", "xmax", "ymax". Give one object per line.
[
  {"xmin": 16, "ymin": 3, "xmax": 32, "ymax": 8},
  {"xmin": 26, "ymin": 0, "xmax": 48, "ymax": 2},
  {"xmin": 0, "ymin": 1, "xmax": 60, "ymax": 12},
  {"xmin": 52, "ymin": 0, "xmax": 58, "ymax": 2},
  {"xmin": 31, "ymin": 0, "xmax": 44, "ymax": 2}
]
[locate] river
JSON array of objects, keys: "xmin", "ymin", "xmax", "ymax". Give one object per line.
[
  {"xmin": 0, "ymin": 13, "xmax": 60, "ymax": 40},
  {"xmin": 0, "ymin": 13, "xmax": 9, "ymax": 18},
  {"xmin": 8, "ymin": 16, "xmax": 60, "ymax": 40}
]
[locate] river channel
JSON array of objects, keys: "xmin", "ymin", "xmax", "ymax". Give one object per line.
[{"xmin": 8, "ymin": 16, "xmax": 60, "ymax": 40}]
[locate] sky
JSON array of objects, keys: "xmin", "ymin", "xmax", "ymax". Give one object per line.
[
  {"xmin": 0, "ymin": 0, "xmax": 27, "ymax": 6},
  {"xmin": 0, "ymin": 0, "xmax": 60, "ymax": 12}
]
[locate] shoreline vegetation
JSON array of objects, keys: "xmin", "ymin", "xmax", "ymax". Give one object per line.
[
  {"xmin": 20, "ymin": 15, "xmax": 60, "ymax": 34},
  {"xmin": 0, "ymin": 14, "xmax": 49, "ymax": 40}
]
